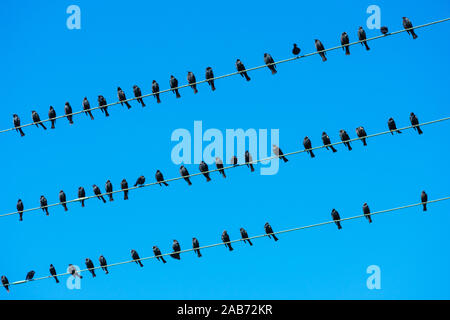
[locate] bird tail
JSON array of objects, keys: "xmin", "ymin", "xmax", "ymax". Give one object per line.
[
  {"xmin": 250, "ymin": 164, "xmax": 255, "ymax": 172},
  {"xmin": 368, "ymin": 216, "xmax": 373, "ymax": 223},
  {"xmin": 282, "ymin": 156, "xmax": 288, "ymax": 163},
  {"xmin": 51, "ymin": 121, "xmax": 55, "ymax": 129},
  {"xmin": 271, "ymin": 67, "xmax": 277, "ymax": 75},
  {"xmin": 124, "ymin": 191, "xmax": 128, "ymax": 200},
  {"xmin": 55, "ymin": 277, "xmax": 59, "ymax": 283},
  {"xmin": 363, "ymin": 139, "xmax": 367, "ymax": 146},
  {"xmin": 244, "ymin": 73, "xmax": 251, "ymax": 81},
  {"xmin": 221, "ymin": 171, "xmax": 226, "ymax": 178},
  {"xmin": 40, "ymin": 123, "xmax": 47, "ymax": 130},
  {"xmin": 88, "ymin": 111, "xmax": 94, "ymax": 120},
  {"xmin": 186, "ymin": 178, "xmax": 192, "ymax": 186},
  {"xmin": 345, "ymin": 46, "xmax": 350, "ymax": 55},
  {"xmin": 19, "ymin": 213, "xmax": 23, "ymax": 221},
  {"xmin": 364, "ymin": 42, "xmax": 370, "ymax": 50},
  {"xmin": 175, "ymin": 90, "xmax": 181, "ymax": 98},
  {"xmin": 125, "ymin": 102, "xmax": 132, "ymax": 109},
  {"xmin": 211, "ymin": 82, "xmax": 216, "ymax": 91},
  {"xmin": 161, "ymin": 257, "xmax": 167, "ymax": 263},
  {"xmin": 45, "ymin": 208, "xmax": 49, "ymax": 216},
  {"xmin": 423, "ymin": 204, "xmax": 427, "ymax": 212},
  {"xmin": 104, "ymin": 109, "xmax": 110, "ymax": 117},
  {"xmin": 164, "ymin": 182, "xmax": 169, "ymax": 186},
  {"xmin": 101, "ymin": 196, "xmax": 106, "ymax": 203},
  {"xmin": 417, "ymin": 126, "xmax": 423, "ymax": 135},
  {"xmin": 321, "ymin": 54, "xmax": 327, "ymax": 62},
  {"xmin": 63, "ymin": 204, "xmax": 68, "ymax": 211},
  {"xmin": 330, "ymin": 146, "xmax": 337, "ymax": 153},
  {"xmin": 197, "ymin": 250, "xmax": 202, "ymax": 258},
  {"xmin": 347, "ymin": 143, "xmax": 352, "ymax": 151},
  {"xmin": 337, "ymin": 222, "xmax": 342, "ymax": 230},
  {"xmin": 156, "ymin": 95, "xmax": 161, "ymax": 103},
  {"xmin": 272, "ymin": 234, "xmax": 279, "ymax": 242},
  {"xmin": 248, "ymin": 239, "xmax": 253, "ymax": 246},
  {"xmin": 19, "ymin": 128, "xmax": 25, "ymax": 136},
  {"xmin": 109, "ymin": 194, "xmax": 114, "ymax": 201},
  {"xmin": 228, "ymin": 244, "xmax": 234, "ymax": 251},
  {"xmin": 397, "ymin": 130, "xmax": 402, "ymax": 134},
  {"xmin": 206, "ymin": 175, "xmax": 211, "ymax": 182},
  {"xmin": 193, "ymin": 87, "xmax": 198, "ymax": 94},
  {"xmin": 309, "ymin": 150, "xmax": 315, "ymax": 158},
  {"xmin": 138, "ymin": 261, "xmax": 144, "ymax": 267},
  {"xmin": 411, "ymin": 30, "xmax": 418, "ymax": 39}
]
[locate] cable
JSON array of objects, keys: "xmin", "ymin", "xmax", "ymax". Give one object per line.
[
  {"xmin": 2, "ymin": 196, "xmax": 449, "ymax": 289},
  {"xmin": 1, "ymin": 17, "xmax": 449, "ymax": 135},
  {"xmin": 1, "ymin": 116, "xmax": 449, "ymax": 220}
]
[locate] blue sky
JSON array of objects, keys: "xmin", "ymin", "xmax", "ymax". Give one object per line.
[{"xmin": 0, "ymin": 0, "xmax": 449, "ymax": 299}]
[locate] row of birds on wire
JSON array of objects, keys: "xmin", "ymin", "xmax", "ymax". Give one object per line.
[
  {"xmin": 11, "ymin": 113, "xmax": 425, "ymax": 222},
  {"xmin": 1, "ymin": 188, "xmax": 431, "ymax": 293},
  {"xmin": 10, "ymin": 17, "xmax": 420, "ymax": 137}
]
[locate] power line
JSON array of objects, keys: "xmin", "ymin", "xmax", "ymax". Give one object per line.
[
  {"xmin": 1, "ymin": 17, "xmax": 449, "ymax": 135},
  {"xmin": 2, "ymin": 196, "xmax": 449, "ymax": 289},
  {"xmin": 1, "ymin": 116, "xmax": 449, "ymax": 220}
]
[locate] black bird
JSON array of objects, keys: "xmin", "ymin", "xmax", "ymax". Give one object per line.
[
  {"xmin": 380, "ymin": 26, "xmax": 389, "ymax": 35},
  {"xmin": 192, "ymin": 238, "xmax": 202, "ymax": 257},
  {"xmin": 221, "ymin": 231, "xmax": 234, "ymax": 251},
  {"xmin": 216, "ymin": 157, "xmax": 226, "ymax": 178},
  {"xmin": 340, "ymin": 32, "xmax": 350, "ymax": 55},
  {"xmin": 421, "ymin": 191, "xmax": 428, "ymax": 212},
  {"xmin": 48, "ymin": 106, "xmax": 56, "ymax": 129},
  {"xmin": 82, "ymin": 97, "xmax": 94, "ymax": 120},
  {"xmin": 339, "ymin": 130, "xmax": 352, "ymax": 151},
  {"xmin": 315, "ymin": 39, "xmax": 327, "ymax": 62},
  {"xmin": 303, "ymin": 136, "xmax": 315, "ymax": 158},
  {"xmin": 152, "ymin": 80, "xmax": 161, "ymax": 103},
  {"xmin": 331, "ymin": 209, "xmax": 342, "ymax": 230},
  {"xmin": 187, "ymin": 72, "xmax": 198, "ymax": 94},
  {"xmin": 155, "ymin": 170, "xmax": 169, "ymax": 186},
  {"xmin": 403, "ymin": 17, "xmax": 418, "ymax": 39},
  {"xmin": 40, "ymin": 196, "xmax": 49, "ymax": 216},
  {"xmin": 236, "ymin": 59, "xmax": 251, "ymax": 81},
  {"xmin": 264, "ymin": 222, "xmax": 279, "ymax": 241},
  {"xmin": 32, "ymin": 111, "xmax": 47, "ymax": 130},
  {"xmin": 68, "ymin": 264, "xmax": 83, "ymax": 279},
  {"xmin": 170, "ymin": 75, "xmax": 181, "ymax": 98},
  {"xmin": 1, "ymin": 276, "xmax": 9, "ymax": 292},
  {"xmin": 98, "ymin": 95, "xmax": 110, "ymax": 117},
  {"xmin": 292, "ymin": 43, "xmax": 301, "ymax": 55},
  {"xmin": 133, "ymin": 85, "xmax": 146, "ymax": 107},
  {"xmin": 199, "ymin": 161, "xmax": 211, "ymax": 182},
  {"xmin": 356, "ymin": 126, "xmax": 368, "ymax": 146},
  {"xmin": 49, "ymin": 264, "xmax": 59, "ymax": 283},
  {"xmin": 121, "ymin": 179, "xmax": 129, "ymax": 200},
  {"xmin": 26, "ymin": 271, "xmax": 35, "ymax": 281},
  {"xmin": 93, "ymin": 185, "xmax": 106, "ymax": 203},
  {"xmin": 153, "ymin": 246, "xmax": 167, "ymax": 263},
  {"xmin": 134, "ymin": 175, "xmax": 145, "ymax": 187},
  {"xmin": 180, "ymin": 165, "xmax": 192, "ymax": 186},
  {"xmin": 131, "ymin": 249, "xmax": 144, "ymax": 267},
  {"xmin": 245, "ymin": 151, "xmax": 255, "ymax": 172},
  {"xmin": 205, "ymin": 67, "xmax": 216, "ymax": 91},
  {"xmin": 388, "ymin": 117, "xmax": 402, "ymax": 134},
  {"xmin": 264, "ymin": 53, "xmax": 277, "ymax": 74},
  {"xmin": 17, "ymin": 199, "xmax": 24, "ymax": 221},
  {"xmin": 231, "ymin": 156, "xmax": 238, "ymax": 166},
  {"xmin": 170, "ymin": 240, "xmax": 181, "ymax": 260},
  {"xmin": 117, "ymin": 87, "xmax": 132, "ymax": 109},
  {"xmin": 363, "ymin": 203, "xmax": 372, "ymax": 223},
  {"xmin": 410, "ymin": 112, "xmax": 423, "ymax": 134},
  {"xmin": 13, "ymin": 114, "xmax": 25, "ymax": 136},
  {"xmin": 240, "ymin": 227, "xmax": 253, "ymax": 246},
  {"xmin": 59, "ymin": 190, "xmax": 68, "ymax": 211},
  {"xmin": 358, "ymin": 26, "xmax": 370, "ymax": 50},
  {"xmin": 78, "ymin": 187, "xmax": 86, "ymax": 207},
  {"xmin": 85, "ymin": 258, "xmax": 96, "ymax": 278},
  {"xmin": 64, "ymin": 102, "xmax": 74, "ymax": 124},
  {"xmin": 322, "ymin": 132, "xmax": 338, "ymax": 153},
  {"xmin": 272, "ymin": 144, "xmax": 288, "ymax": 162},
  {"xmin": 99, "ymin": 255, "xmax": 109, "ymax": 274},
  {"xmin": 105, "ymin": 180, "xmax": 114, "ymax": 201}
]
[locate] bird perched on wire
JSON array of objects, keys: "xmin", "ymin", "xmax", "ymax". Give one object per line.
[
  {"xmin": 358, "ymin": 26, "xmax": 370, "ymax": 50},
  {"xmin": 380, "ymin": 26, "xmax": 389, "ymax": 35},
  {"xmin": 93, "ymin": 185, "xmax": 106, "ymax": 203},
  {"xmin": 78, "ymin": 187, "xmax": 86, "ymax": 207},
  {"xmin": 410, "ymin": 112, "xmax": 423, "ymax": 134},
  {"xmin": 245, "ymin": 151, "xmax": 255, "ymax": 172},
  {"xmin": 303, "ymin": 136, "xmax": 315, "ymax": 158},
  {"xmin": 82, "ymin": 97, "xmax": 94, "ymax": 120},
  {"xmin": 98, "ymin": 95, "xmax": 110, "ymax": 117},
  {"xmin": 1, "ymin": 276, "xmax": 10, "ymax": 292},
  {"xmin": 339, "ymin": 130, "xmax": 352, "ymax": 151},
  {"xmin": 403, "ymin": 17, "xmax": 418, "ymax": 39},
  {"xmin": 32, "ymin": 111, "xmax": 47, "ymax": 130},
  {"xmin": 264, "ymin": 53, "xmax": 277, "ymax": 74},
  {"xmin": 187, "ymin": 72, "xmax": 198, "ymax": 94},
  {"xmin": 222, "ymin": 231, "xmax": 234, "ymax": 251},
  {"xmin": 68, "ymin": 264, "xmax": 83, "ymax": 279},
  {"xmin": 105, "ymin": 180, "xmax": 114, "ymax": 201},
  {"xmin": 40, "ymin": 196, "xmax": 49, "ymax": 216},
  {"xmin": 199, "ymin": 161, "xmax": 212, "ymax": 182},
  {"xmin": 236, "ymin": 59, "xmax": 251, "ymax": 81},
  {"xmin": 59, "ymin": 190, "xmax": 68, "ymax": 211},
  {"xmin": 363, "ymin": 203, "xmax": 372, "ymax": 223},
  {"xmin": 331, "ymin": 209, "xmax": 342, "ymax": 230},
  {"xmin": 85, "ymin": 258, "xmax": 96, "ymax": 278},
  {"xmin": 216, "ymin": 157, "xmax": 226, "ymax": 178},
  {"xmin": 117, "ymin": 87, "xmax": 132, "ymax": 109},
  {"xmin": 171, "ymin": 240, "xmax": 181, "ymax": 260},
  {"xmin": 26, "ymin": 270, "xmax": 35, "ymax": 281},
  {"xmin": 205, "ymin": 67, "xmax": 216, "ymax": 91},
  {"xmin": 17, "ymin": 199, "xmax": 24, "ymax": 221},
  {"xmin": 64, "ymin": 102, "xmax": 74, "ymax": 124},
  {"xmin": 356, "ymin": 126, "xmax": 368, "ymax": 146},
  {"xmin": 231, "ymin": 156, "xmax": 238, "ymax": 166},
  {"xmin": 421, "ymin": 191, "xmax": 428, "ymax": 211},
  {"xmin": 192, "ymin": 238, "xmax": 202, "ymax": 257},
  {"xmin": 153, "ymin": 246, "xmax": 167, "ymax": 263},
  {"xmin": 272, "ymin": 144, "xmax": 288, "ymax": 162},
  {"xmin": 240, "ymin": 227, "xmax": 253, "ymax": 246},
  {"xmin": 49, "ymin": 264, "xmax": 59, "ymax": 283},
  {"xmin": 388, "ymin": 117, "xmax": 402, "ymax": 134},
  {"xmin": 180, "ymin": 165, "xmax": 192, "ymax": 186},
  {"xmin": 134, "ymin": 175, "xmax": 145, "ymax": 187},
  {"xmin": 264, "ymin": 222, "xmax": 279, "ymax": 241},
  {"xmin": 340, "ymin": 32, "xmax": 350, "ymax": 55},
  {"xmin": 13, "ymin": 114, "xmax": 25, "ymax": 137},
  {"xmin": 48, "ymin": 106, "xmax": 57, "ymax": 129},
  {"xmin": 170, "ymin": 75, "xmax": 181, "ymax": 98},
  {"xmin": 151, "ymin": 80, "xmax": 161, "ymax": 103},
  {"xmin": 322, "ymin": 132, "xmax": 337, "ymax": 153},
  {"xmin": 133, "ymin": 85, "xmax": 146, "ymax": 107},
  {"xmin": 99, "ymin": 255, "xmax": 109, "ymax": 274},
  {"xmin": 292, "ymin": 43, "xmax": 301, "ymax": 55},
  {"xmin": 315, "ymin": 39, "xmax": 327, "ymax": 62},
  {"xmin": 121, "ymin": 179, "xmax": 129, "ymax": 200},
  {"xmin": 155, "ymin": 170, "xmax": 169, "ymax": 186},
  {"xmin": 131, "ymin": 249, "xmax": 144, "ymax": 267}
]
